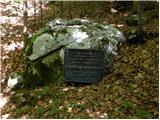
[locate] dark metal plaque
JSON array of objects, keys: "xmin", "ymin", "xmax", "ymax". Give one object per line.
[{"xmin": 64, "ymin": 49, "xmax": 105, "ymax": 83}]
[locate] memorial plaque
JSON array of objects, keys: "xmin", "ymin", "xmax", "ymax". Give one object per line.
[{"xmin": 64, "ymin": 49, "xmax": 105, "ymax": 83}]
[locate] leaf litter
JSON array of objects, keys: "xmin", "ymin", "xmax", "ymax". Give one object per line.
[{"xmin": 1, "ymin": 1, "xmax": 158, "ymax": 119}]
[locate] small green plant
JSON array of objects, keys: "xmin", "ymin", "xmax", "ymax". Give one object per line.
[
  {"xmin": 29, "ymin": 96, "xmax": 38, "ymax": 106},
  {"xmin": 35, "ymin": 107, "xmax": 45, "ymax": 116},
  {"xmin": 90, "ymin": 99, "xmax": 99, "ymax": 106},
  {"xmin": 128, "ymin": 85, "xmax": 135, "ymax": 92},
  {"xmin": 55, "ymin": 91, "xmax": 64, "ymax": 97},
  {"xmin": 79, "ymin": 104, "xmax": 86, "ymax": 110},
  {"xmin": 55, "ymin": 92, "xmax": 64, "ymax": 104},
  {"xmin": 69, "ymin": 100, "xmax": 86, "ymax": 110},
  {"xmin": 48, "ymin": 106, "xmax": 57, "ymax": 116},
  {"xmin": 87, "ymin": 99, "xmax": 100, "ymax": 112},
  {"xmin": 122, "ymin": 100, "xmax": 132, "ymax": 109},
  {"xmin": 42, "ymin": 86, "xmax": 52, "ymax": 96},
  {"xmin": 70, "ymin": 101, "xmax": 78, "ymax": 108},
  {"xmin": 36, "ymin": 85, "xmax": 52, "ymax": 99},
  {"xmin": 15, "ymin": 106, "xmax": 32, "ymax": 117},
  {"xmin": 62, "ymin": 106, "xmax": 68, "ymax": 118},
  {"xmin": 15, "ymin": 0, "xmax": 21, "ymax": 3},
  {"xmin": 136, "ymin": 109, "xmax": 153, "ymax": 119},
  {"xmin": 55, "ymin": 97, "xmax": 61, "ymax": 105}
]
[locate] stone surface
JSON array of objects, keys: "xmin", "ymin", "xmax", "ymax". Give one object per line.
[
  {"xmin": 24, "ymin": 18, "xmax": 126, "ymax": 86},
  {"xmin": 7, "ymin": 72, "xmax": 23, "ymax": 88}
]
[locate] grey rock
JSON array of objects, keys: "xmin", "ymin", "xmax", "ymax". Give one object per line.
[
  {"xmin": 7, "ymin": 72, "xmax": 23, "ymax": 88},
  {"xmin": 24, "ymin": 18, "xmax": 126, "ymax": 86},
  {"xmin": 26, "ymin": 18, "xmax": 126, "ymax": 62}
]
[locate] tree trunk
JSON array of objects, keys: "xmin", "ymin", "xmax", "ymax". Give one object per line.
[
  {"xmin": 39, "ymin": 0, "xmax": 43, "ymax": 27},
  {"xmin": 23, "ymin": 0, "xmax": 28, "ymax": 41},
  {"xmin": 60, "ymin": 1, "xmax": 64, "ymax": 18},
  {"xmin": 137, "ymin": 1, "xmax": 145, "ymax": 43},
  {"xmin": 33, "ymin": 1, "xmax": 36, "ymax": 30},
  {"xmin": 69, "ymin": 2, "xmax": 73, "ymax": 19}
]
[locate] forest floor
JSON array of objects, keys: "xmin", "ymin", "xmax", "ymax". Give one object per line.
[{"xmin": 1, "ymin": 1, "xmax": 159, "ymax": 119}]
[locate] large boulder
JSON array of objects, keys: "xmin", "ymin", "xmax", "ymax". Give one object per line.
[{"xmin": 24, "ymin": 18, "xmax": 126, "ymax": 87}]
